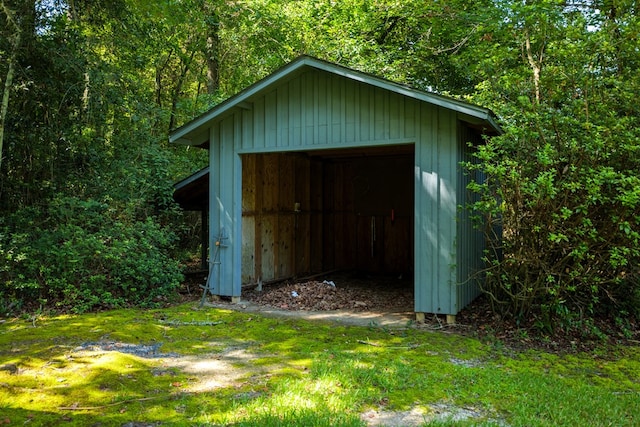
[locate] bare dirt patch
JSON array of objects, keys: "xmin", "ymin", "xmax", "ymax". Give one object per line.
[
  {"xmin": 73, "ymin": 341, "xmax": 270, "ymax": 394},
  {"xmin": 360, "ymin": 403, "xmax": 504, "ymax": 427},
  {"xmin": 242, "ymin": 276, "xmax": 413, "ymax": 313},
  {"xmin": 196, "ymin": 273, "xmax": 418, "ymax": 328}
]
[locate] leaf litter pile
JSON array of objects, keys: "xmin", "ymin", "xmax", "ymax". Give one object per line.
[{"xmin": 242, "ymin": 276, "xmax": 414, "ymax": 312}]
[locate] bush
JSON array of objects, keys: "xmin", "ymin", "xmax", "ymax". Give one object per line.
[
  {"xmin": 0, "ymin": 196, "xmax": 183, "ymax": 314},
  {"xmin": 465, "ymin": 100, "xmax": 640, "ymax": 331}
]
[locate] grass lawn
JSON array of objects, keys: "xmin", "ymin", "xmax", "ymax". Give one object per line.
[{"xmin": 0, "ymin": 302, "xmax": 639, "ymax": 426}]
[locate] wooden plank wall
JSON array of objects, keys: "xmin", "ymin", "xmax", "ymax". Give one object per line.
[
  {"xmin": 242, "ymin": 153, "xmax": 317, "ymax": 283},
  {"xmin": 324, "ymin": 155, "xmax": 413, "ymax": 275},
  {"xmin": 241, "ymin": 151, "xmax": 414, "ymax": 284}
]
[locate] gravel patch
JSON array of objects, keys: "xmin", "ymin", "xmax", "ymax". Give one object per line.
[{"xmin": 74, "ymin": 341, "xmax": 181, "ymax": 359}]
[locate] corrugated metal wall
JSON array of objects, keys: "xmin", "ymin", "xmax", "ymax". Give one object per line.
[
  {"xmin": 455, "ymin": 126, "xmax": 486, "ymax": 313},
  {"xmin": 207, "ymin": 68, "xmax": 479, "ymax": 314}
]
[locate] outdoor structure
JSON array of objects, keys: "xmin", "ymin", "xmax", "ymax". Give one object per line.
[{"xmin": 171, "ymin": 56, "xmax": 500, "ymax": 319}]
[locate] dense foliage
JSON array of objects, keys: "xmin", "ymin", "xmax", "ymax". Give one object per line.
[
  {"xmin": 1, "ymin": 0, "xmax": 638, "ymax": 329},
  {"xmin": 465, "ymin": 1, "xmax": 640, "ymax": 331},
  {"xmin": 1, "ymin": 196, "xmax": 182, "ymax": 313}
]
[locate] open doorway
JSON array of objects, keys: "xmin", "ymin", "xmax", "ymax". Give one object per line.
[{"xmin": 240, "ymin": 144, "xmax": 414, "ymax": 311}]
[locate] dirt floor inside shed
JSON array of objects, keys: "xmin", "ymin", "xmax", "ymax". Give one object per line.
[
  {"xmin": 242, "ymin": 272, "xmax": 414, "ymax": 313},
  {"xmin": 186, "ymin": 271, "xmax": 418, "ymax": 327}
]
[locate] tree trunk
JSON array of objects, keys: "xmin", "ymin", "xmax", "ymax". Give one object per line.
[
  {"xmin": 169, "ymin": 50, "xmax": 196, "ymax": 132},
  {"xmin": 204, "ymin": 3, "xmax": 220, "ymax": 94},
  {"xmin": 524, "ymin": 29, "xmax": 542, "ymax": 103},
  {"xmin": 0, "ymin": 1, "xmax": 22, "ymax": 172}
]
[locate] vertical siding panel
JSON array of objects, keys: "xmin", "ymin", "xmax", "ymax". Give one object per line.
[
  {"xmin": 345, "ymin": 81, "xmax": 355, "ymax": 142},
  {"xmin": 212, "ymin": 115, "xmax": 242, "ymax": 297},
  {"xmin": 317, "ymin": 72, "xmax": 328, "ymax": 145},
  {"xmin": 389, "ymin": 92, "xmax": 402, "ymax": 139},
  {"xmin": 278, "ymin": 83, "xmax": 289, "ymax": 148},
  {"xmin": 219, "ymin": 117, "xmax": 232, "ymax": 294},
  {"xmin": 332, "ymin": 75, "xmax": 343, "ymax": 144},
  {"xmin": 265, "ymin": 90, "xmax": 277, "ymax": 148},
  {"xmin": 437, "ymin": 109, "xmax": 459, "ymax": 314},
  {"xmin": 209, "ymin": 124, "xmax": 220, "ymax": 293},
  {"xmin": 359, "ymin": 84, "xmax": 370, "ymax": 142},
  {"xmin": 231, "ymin": 124, "xmax": 243, "ymax": 296},
  {"xmin": 254, "ymin": 97, "xmax": 265, "ymax": 150},
  {"xmin": 312, "ymin": 71, "xmax": 320, "ymax": 145},
  {"xmin": 457, "ymin": 124, "xmax": 483, "ymax": 311},
  {"xmin": 290, "ymin": 78, "xmax": 302, "ymax": 147},
  {"xmin": 415, "ymin": 103, "xmax": 441, "ymax": 314},
  {"xmin": 303, "ymin": 73, "xmax": 314, "ymax": 145},
  {"xmin": 404, "ymin": 98, "xmax": 416, "ymax": 139},
  {"xmin": 457, "ymin": 124, "xmax": 467, "ymax": 312},
  {"xmin": 234, "ymin": 111, "xmax": 242, "ymax": 151},
  {"xmin": 374, "ymin": 87, "xmax": 386, "ymax": 140},
  {"xmin": 350, "ymin": 82, "xmax": 362, "ymax": 142},
  {"xmin": 429, "ymin": 104, "xmax": 439, "ymax": 313},
  {"xmin": 242, "ymin": 109, "xmax": 253, "ymax": 150},
  {"xmin": 413, "ymin": 103, "xmax": 422, "ymax": 312}
]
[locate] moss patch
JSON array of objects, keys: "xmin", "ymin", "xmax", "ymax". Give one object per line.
[{"xmin": 1, "ymin": 302, "xmax": 639, "ymax": 426}]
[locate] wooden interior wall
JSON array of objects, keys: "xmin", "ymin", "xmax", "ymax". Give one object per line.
[
  {"xmin": 242, "ymin": 151, "xmax": 413, "ymax": 284},
  {"xmin": 242, "ymin": 152, "xmax": 318, "ymax": 283},
  {"xmin": 323, "ymin": 155, "xmax": 413, "ymax": 275}
]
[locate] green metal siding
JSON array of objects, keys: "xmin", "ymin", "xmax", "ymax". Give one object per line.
[
  {"xmin": 208, "ymin": 120, "xmax": 243, "ymax": 297},
  {"xmin": 456, "ymin": 126, "xmax": 485, "ymax": 311},
  {"xmin": 236, "ymin": 70, "xmax": 416, "ymax": 152},
  {"xmin": 413, "ymin": 104, "xmax": 460, "ymax": 314}
]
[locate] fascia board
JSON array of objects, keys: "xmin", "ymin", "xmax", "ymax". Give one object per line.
[
  {"xmin": 169, "ymin": 58, "xmax": 311, "ymax": 144},
  {"xmin": 307, "ymin": 58, "xmax": 495, "ymax": 122},
  {"xmin": 169, "ymin": 56, "xmax": 502, "ymax": 144}
]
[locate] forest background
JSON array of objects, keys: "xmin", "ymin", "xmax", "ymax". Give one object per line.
[{"xmin": 0, "ymin": 0, "xmax": 638, "ymax": 336}]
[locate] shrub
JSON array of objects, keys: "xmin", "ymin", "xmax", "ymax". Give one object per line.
[
  {"xmin": 465, "ymin": 101, "xmax": 640, "ymax": 331},
  {"xmin": 0, "ymin": 196, "xmax": 183, "ymax": 314}
]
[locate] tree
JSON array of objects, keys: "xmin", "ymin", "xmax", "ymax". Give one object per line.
[
  {"xmin": 465, "ymin": 0, "xmax": 640, "ymax": 330},
  {"xmin": 0, "ymin": 0, "xmax": 22, "ymax": 173}
]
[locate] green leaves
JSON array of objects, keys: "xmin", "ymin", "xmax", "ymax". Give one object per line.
[
  {"xmin": 465, "ymin": 2, "xmax": 640, "ymax": 329},
  {"xmin": 0, "ymin": 195, "xmax": 183, "ymax": 314}
]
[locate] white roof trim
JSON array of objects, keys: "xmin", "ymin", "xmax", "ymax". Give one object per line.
[{"xmin": 169, "ymin": 56, "xmax": 500, "ymax": 144}]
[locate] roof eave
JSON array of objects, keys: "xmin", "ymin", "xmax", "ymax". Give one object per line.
[
  {"xmin": 169, "ymin": 57, "xmax": 314, "ymax": 144},
  {"xmin": 169, "ymin": 56, "xmax": 502, "ymax": 143}
]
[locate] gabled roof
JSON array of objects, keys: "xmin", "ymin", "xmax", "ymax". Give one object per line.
[{"xmin": 169, "ymin": 55, "xmax": 501, "ymax": 146}]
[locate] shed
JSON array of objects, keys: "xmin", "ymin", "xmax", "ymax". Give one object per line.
[{"xmin": 170, "ymin": 56, "xmax": 500, "ymax": 319}]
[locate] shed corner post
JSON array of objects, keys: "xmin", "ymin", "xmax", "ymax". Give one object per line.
[{"xmin": 208, "ymin": 124, "xmax": 243, "ymax": 299}]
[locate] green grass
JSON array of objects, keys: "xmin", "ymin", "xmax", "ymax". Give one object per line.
[{"xmin": 1, "ymin": 303, "xmax": 639, "ymax": 426}]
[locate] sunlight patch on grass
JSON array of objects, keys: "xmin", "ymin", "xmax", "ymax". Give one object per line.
[{"xmin": 1, "ymin": 303, "xmax": 640, "ymax": 426}]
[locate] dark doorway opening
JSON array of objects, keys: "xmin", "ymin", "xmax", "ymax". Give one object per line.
[{"xmin": 241, "ymin": 144, "xmax": 414, "ymax": 306}]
